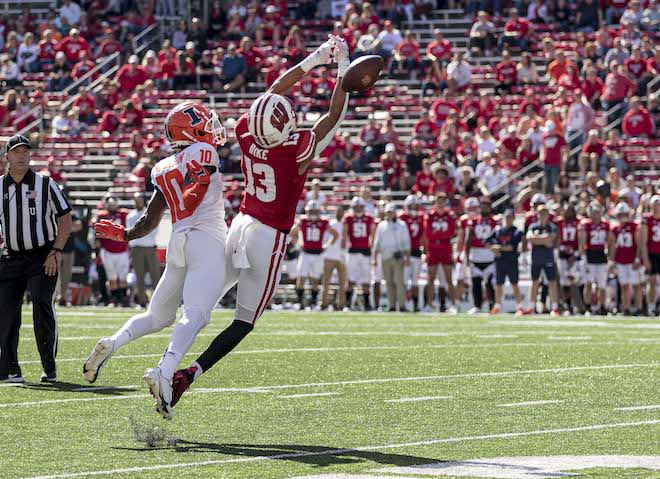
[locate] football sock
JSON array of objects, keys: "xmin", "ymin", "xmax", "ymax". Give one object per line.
[
  {"xmin": 472, "ymin": 278, "xmax": 483, "ymax": 309},
  {"xmin": 346, "ymin": 290, "xmax": 353, "ymax": 307},
  {"xmin": 485, "ymin": 278, "xmax": 495, "ymax": 308},
  {"xmin": 159, "ymin": 307, "xmax": 210, "ymax": 380},
  {"xmin": 363, "ymin": 292, "xmax": 371, "ymax": 310},
  {"xmin": 296, "ymin": 288, "xmax": 304, "ymax": 304},
  {"xmin": 311, "ymin": 289, "xmax": 318, "ymax": 305},
  {"xmin": 439, "ymin": 288, "xmax": 447, "ymax": 310},
  {"xmin": 195, "ymin": 320, "xmax": 254, "ymax": 373}
]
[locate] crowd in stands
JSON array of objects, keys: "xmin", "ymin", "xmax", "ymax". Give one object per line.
[{"xmin": 0, "ymin": 1, "xmax": 658, "ymax": 311}]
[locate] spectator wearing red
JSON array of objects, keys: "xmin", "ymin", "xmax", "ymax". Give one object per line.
[
  {"xmin": 412, "ymin": 158, "xmax": 435, "ymax": 195},
  {"xmin": 71, "ymin": 50, "xmax": 96, "ymax": 84},
  {"xmin": 547, "ymin": 51, "xmax": 577, "ymax": 85},
  {"xmin": 495, "ymin": 50, "xmax": 517, "ymax": 95},
  {"xmin": 158, "ymin": 50, "xmax": 177, "ymax": 90},
  {"xmin": 116, "ymin": 54, "xmax": 148, "ymax": 96},
  {"xmin": 647, "ymin": 48, "xmax": 659, "ymax": 76},
  {"xmin": 499, "ymin": 8, "xmax": 530, "ymax": 51},
  {"xmin": 333, "ymin": 132, "xmax": 361, "ymax": 172},
  {"xmin": 429, "ymin": 166, "xmax": 454, "ymax": 197},
  {"xmin": 41, "ymin": 157, "xmax": 66, "ymax": 183},
  {"xmin": 158, "ymin": 39, "xmax": 177, "ymax": 63},
  {"xmin": 141, "ymin": 50, "xmax": 161, "ymax": 78},
  {"xmin": 602, "ymin": 63, "xmax": 636, "ymax": 123},
  {"xmin": 380, "ymin": 143, "xmax": 405, "ymax": 190},
  {"xmin": 238, "ymin": 36, "xmax": 265, "ymax": 82},
  {"xmin": 57, "ymin": 28, "xmax": 89, "ymax": 63},
  {"xmin": 257, "ymin": 4, "xmax": 283, "ymax": 47},
  {"xmin": 430, "ymin": 91, "xmax": 458, "ymax": 126},
  {"xmin": 97, "ymin": 29, "xmax": 121, "ymax": 57},
  {"xmin": 626, "ymin": 45, "xmax": 652, "ymax": 95},
  {"xmin": 283, "ymin": 26, "xmax": 304, "ymax": 63},
  {"xmin": 425, "ymin": 29, "xmax": 452, "ymax": 80},
  {"xmin": 557, "ymin": 65, "xmax": 580, "ymax": 90},
  {"xmin": 98, "ymin": 107, "xmax": 120, "ymax": 135},
  {"xmin": 413, "ymin": 110, "xmax": 439, "ymax": 148},
  {"xmin": 622, "ymin": 97, "xmax": 654, "ymax": 138},
  {"xmin": 38, "ymin": 29, "xmax": 58, "ymax": 68},
  {"xmin": 320, "ymin": 132, "xmax": 344, "ymax": 160},
  {"xmin": 97, "ymin": 79, "xmax": 120, "ymax": 111},
  {"xmin": 119, "ymin": 101, "xmax": 144, "ymax": 131},
  {"xmin": 392, "ymin": 30, "xmax": 419, "ymax": 78},
  {"xmin": 579, "ymin": 129, "xmax": 606, "ymax": 177},
  {"xmin": 499, "ymin": 125, "xmax": 521, "ymax": 159},
  {"xmin": 540, "ymin": 121, "xmax": 567, "ymax": 194},
  {"xmin": 518, "ymin": 88, "xmax": 545, "ymax": 118},
  {"xmin": 516, "ymin": 137, "xmax": 538, "ymax": 168},
  {"xmin": 582, "ymin": 67, "xmax": 604, "ymax": 107},
  {"xmin": 456, "ymin": 132, "xmax": 477, "ymax": 166},
  {"xmin": 73, "ymin": 86, "xmax": 96, "ymax": 124}
]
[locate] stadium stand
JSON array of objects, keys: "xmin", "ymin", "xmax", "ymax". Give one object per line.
[{"xmin": 0, "ymin": 0, "xmax": 658, "ymax": 313}]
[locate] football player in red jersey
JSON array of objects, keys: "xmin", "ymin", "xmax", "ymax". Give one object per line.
[
  {"xmin": 579, "ymin": 202, "xmax": 611, "ymax": 315},
  {"xmin": 343, "ymin": 196, "xmax": 376, "ymax": 311},
  {"xmin": 169, "ymin": 37, "xmax": 351, "ymax": 407},
  {"xmin": 92, "ymin": 196, "xmax": 130, "ymax": 306},
  {"xmin": 608, "ymin": 202, "xmax": 642, "ymax": 316},
  {"xmin": 290, "ymin": 200, "xmax": 338, "ymax": 309},
  {"xmin": 423, "ymin": 193, "xmax": 458, "ymax": 313},
  {"xmin": 640, "ymin": 195, "xmax": 660, "ymax": 316},
  {"xmin": 465, "ymin": 197, "xmax": 498, "ymax": 313},
  {"xmin": 556, "ymin": 202, "xmax": 583, "ymax": 314},
  {"xmin": 455, "ymin": 196, "xmax": 480, "ymax": 309},
  {"xmin": 84, "ymin": 101, "xmax": 228, "ymax": 418},
  {"xmin": 400, "ymin": 195, "xmax": 424, "ymax": 311}
]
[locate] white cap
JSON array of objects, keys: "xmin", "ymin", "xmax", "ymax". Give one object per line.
[
  {"xmin": 128, "ymin": 54, "xmax": 139, "ymax": 64},
  {"xmin": 531, "ymin": 193, "xmax": 547, "ymax": 206},
  {"xmin": 385, "ymin": 143, "xmax": 396, "ymax": 153},
  {"xmin": 385, "ymin": 203, "xmax": 396, "ymax": 213},
  {"xmin": 404, "ymin": 194, "xmax": 418, "ymax": 208},
  {"xmin": 465, "ymin": 197, "xmax": 479, "ymax": 209},
  {"xmin": 615, "ymin": 202, "xmax": 630, "ymax": 216},
  {"xmin": 351, "ymin": 196, "xmax": 366, "ymax": 208}
]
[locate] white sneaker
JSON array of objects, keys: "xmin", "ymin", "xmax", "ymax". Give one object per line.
[
  {"xmin": 342, "ymin": 307, "xmax": 351, "ymax": 312},
  {"xmin": 143, "ymin": 367, "xmax": 172, "ymax": 420},
  {"xmin": 83, "ymin": 338, "xmax": 115, "ymax": 383},
  {"xmin": 293, "ymin": 303, "xmax": 302, "ymax": 311},
  {"xmin": 467, "ymin": 307, "xmax": 480, "ymax": 314},
  {"xmin": 313, "ymin": 304, "xmax": 322, "ymax": 312},
  {"xmin": 422, "ymin": 305, "xmax": 433, "ymax": 313},
  {"xmin": 447, "ymin": 306, "xmax": 458, "ymax": 315}
]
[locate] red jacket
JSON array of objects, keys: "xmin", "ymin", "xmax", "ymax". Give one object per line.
[{"xmin": 622, "ymin": 107, "xmax": 654, "ymax": 137}]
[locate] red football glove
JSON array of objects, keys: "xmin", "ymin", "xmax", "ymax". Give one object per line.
[
  {"xmin": 95, "ymin": 219, "xmax": 126, "ymax": 242},
  {"xmin": 187, "ymin": 161, "xmax": 210, "ymax": 185}
]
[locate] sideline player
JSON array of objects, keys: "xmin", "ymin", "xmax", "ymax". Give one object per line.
[
  {"xmin": 83, "ymin": 102, "xmax": 228, "ymax": 418},
  {"xmin": 400, "ymin": 195, "xmax": 424, "ymax": 311},
  {"xmin": 344, "ymin": 196, "xmax": 375, "ymax": 311},
  {"xmin": 290, "ymin": 200, "xmax": 338, "ymax": 309},
  {"xmin": 464, "ymin": 197, "xmax": 498, "ymax": 313},
  {"xmin": 423, "ymin": 193, "xmax": 457, "ymax": 313},
  {"xmin": 169, "ymin": 36, "xmax": 351, "ymax": 406},
  {"xmin": 640, "ymin": 195, "xmax": 660, "ymax": 316},
  {"xmin": 579, "ymin": 202, "xmax": 610, "ymax": 315},
  {"xmin": 526, "ymin": 205, "xmax": 560, "ymax": 316},
  {"xmin": 609, "ymin": 202, "xmax": 641, "ymax": 315},
  {"xmin": 556, "ymin": 202, "xmax": 583, "ymax": 314},
  {"xmin": 321, "ymin": 206, "xmax": 347, "ymax": 310}
]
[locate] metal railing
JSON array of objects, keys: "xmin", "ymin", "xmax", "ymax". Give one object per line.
[
  {"xmin": 132, "ymin": 23, "xmax": 159, "ymax": 56},
  {"xmin": 59, "ymin": 52, "xmax": 121, "ymax": 99}
]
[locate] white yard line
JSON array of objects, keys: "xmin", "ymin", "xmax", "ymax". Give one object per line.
[
  {"xmin": 277, "ymin": 392, "xmax": 340, "ymax": 399},
  {"xmin": 548, "ymin": 336, "xmax": 592, "ymax": 341},
  {"xmin": 20, "ymin": 420, "xmax": 660, "ymax": 479},
  {"xmin": 385, "ymin": 396, "xmax": 453, "ymax": 403},
  {"xmin": 1, "ymin": 363, "xmax": 657, "ymax": 409},
  {"xmin": 615, "ymin": 404, "xmax": 660, "ymax": 411},
  {"xmin": 498, "ymin": 400, "xmax": 564, "ymax": 407},
  {"xmin": 495, "ymin": 320, "xmax": 660, "ymax": 329}
]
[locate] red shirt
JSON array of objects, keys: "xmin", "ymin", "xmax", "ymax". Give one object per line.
[
  {"xmin": 116, "ymin": 64, "xmax": 149, "ymax": 94},
  {"xmin": 429, "ymin": 178, "xmax": 454, "ymax": 196},
  {"xmin": 414, "ymin": 119, "xmax": 438, "ymax": 138},
  {"xmin": 430, "ymin": 99, "xmax": 458, "ymax": 122},
  {"xmin": 38, "ymin": 39, "xmax": 57, "ymax": 61},
  {"xmin": 344, "ymin": 214, "xmax": 375, "ymax": 250},
  {"xmin": 95, "ymin": 209, "xmax": 129, "ymax": 253},
  {"xmin": 99, "ymin": 39, "xmax": 122, "ymax": 57},
  {"xmin": 582, "ymin": 76, "xmax": 604, "ymax": 101},
  {"xmin": 622, "ymin": 108, "xmax": 654, "ymax": 137},
  {"xmin": 238, "ymin": 46, "xmax": 265, "ymax": 69},
  {"xmin": 469, "ymin": 215, "xmax": 498, "ymax": 248},
  {"xmin": 235, "ymin": 113, "xmax": 315, "ymax": 232},
  {"xmin": 159, "ymin": 59, "xmax": 177, "ymax": 79},
  {"xmin": 496, "ymin": 60, "xmax": 517, "ymax": 84},
  {"xmin": 643, "ymin": 214, "xmax": 660, "ymax": 254},
  {"xmin": 504, "ymin": 17, "xmax": 529, "ymax": 37},
  {"xmin": 602, "ymin": 73, "xmax": 635, "ymax": 102},
  {"xmin": 73, "ymin": 94, "xmax": 95, "ymax": 112},
  {"xmin": 625, "ymin": 58, "xmax": 648, "ymax": 78},
  {"xmin": 413, "ymin": 171, "xmax": 434, "ymax": 194},
  {"xmin": 426, "ymin": 39, "xmax": 452, "ymax": 60},
  {"xmin": 612, "ymin": 221, "xmax": 638, "ymax": 264},
  {"xmin": 541, "ymin": 132, "xmax": 567, "ymax": 166},
  {"xmin": 299, "ymin": 217, "xmax": 329, "ymax": 252},
  {"xmin": 582, "ymin": 219, "xmax": 610, "ymax": 252},
  {"xmin": 72, "ymin": 59, "xmax": 96, "ymax": 80},
  {"xmin": 57, "ymin": 36, "xmax": 90, "ymax": 62},
  {"xmin": 424, "ymin": 208, "xmax": 456, "ymax": 250},
  {"xmin": 557, "ymin": 218, "xmax": 580, "ymax": 256},
  {"xmin": 582, "ymin": 139, "xmax": 606, "ymax": 157},
  {"xmin": 400, "ymin": 213, "xmax": 424, "ymax": 251},
  {"xmin": 647, "ymin": 56, "xmax": 659, "ymax": 74},
  {"xmin": 360, "ymin": 125, "xmax": 381, "ymax": 144},
  {"xmin": 397, "ymin": 40, "xmax": 419, "ymax": 60}
]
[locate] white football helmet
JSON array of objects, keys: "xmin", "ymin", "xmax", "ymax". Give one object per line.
[
  {"xmin": 404, "ymin": 194, "xmax": 419, "ymax": 209},
  {"xmin": 464, "ymin": 197, "xmax": 479, "ymax": 210},
  {"xmin": 248, "ymin": 93, "xmax": 296, "ymax": 148},
  {"xmin": 588, "ymin": 202, "xmax": 603, "ymax": 216},
  {"xmin": 615, "ymin": 202, "xmax": 630, "ymax": 217}
]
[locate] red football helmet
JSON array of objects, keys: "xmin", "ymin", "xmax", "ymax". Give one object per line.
[{"xmin": 164, "ymin": 102, "xmax": 226, "ymax": 148}]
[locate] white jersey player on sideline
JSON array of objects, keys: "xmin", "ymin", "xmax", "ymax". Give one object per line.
[{"xmin": 83, "ymin": 102, "xmax": 228, "ymax": 418}]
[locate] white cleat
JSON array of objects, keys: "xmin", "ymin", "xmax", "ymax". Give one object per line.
[
  {"xmin": 447, "ymin": 306, "xmax": 458, "ymax": 315},
  {"xmin": 422, "ymin": 305, "xmax": 434, "ymax": 313},
  {"xmin": 467, "ymin": 307, "xmax": 480, "ymax": 314},
  {"xmin": 143, "ymin": 367, "xmax": 172, "ymax": 420},
  {"xmin": 82, "ymin": 338, "xmax": 115, "ymax": 383}
]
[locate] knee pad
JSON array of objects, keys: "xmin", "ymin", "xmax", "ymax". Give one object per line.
[{"xmin": 181, "ymin": 306, "xmax": 212, "ymax": 330}]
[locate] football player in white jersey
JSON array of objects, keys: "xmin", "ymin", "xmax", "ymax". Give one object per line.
[{"xmin": 83, "ymin": 102, "xmax": 227, "ymax": 419}]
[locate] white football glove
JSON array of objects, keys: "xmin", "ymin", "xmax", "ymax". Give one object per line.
[
  {"xmin": 299, "ymin": 36, "xmax": 336, "ymax": 73},
  {"xmin": 330, "ymin": 34, "xmax": 350, "ymax": 76}
]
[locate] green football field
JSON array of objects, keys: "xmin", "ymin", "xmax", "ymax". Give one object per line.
[{"xmin": 1, "ymin": 308, "xmax": 659, "ymax": 479}]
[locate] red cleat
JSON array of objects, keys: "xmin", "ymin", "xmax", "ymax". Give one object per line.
[{"xmin": 171, "ymin": 366, "xmax": 197, "ymax": 407}]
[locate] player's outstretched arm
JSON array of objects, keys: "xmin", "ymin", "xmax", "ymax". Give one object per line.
[
  {"xmin": 125, "ymin": 190, "xmax": 168, "ymax": 242},
  {"xmin": 312, "ymin": 37, "xmax": 350, "ymax": 159},
  {"xmin": 268, "ymin": 37, "xmax": 336, "ymax": 95}
]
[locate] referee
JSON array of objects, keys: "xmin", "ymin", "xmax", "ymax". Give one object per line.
[{"xmin": 0, "ymin": 135, "xmax": 71, "ymax": 383}]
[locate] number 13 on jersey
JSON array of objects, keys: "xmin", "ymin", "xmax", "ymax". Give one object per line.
[{"xmin": 244, "ymin": 157, "xmax": 276, "ymax": 203}]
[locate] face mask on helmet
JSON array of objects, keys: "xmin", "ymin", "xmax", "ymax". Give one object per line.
[{"xmin": 206, "ymin": 111, "xmax": 226, "ymax": 146}]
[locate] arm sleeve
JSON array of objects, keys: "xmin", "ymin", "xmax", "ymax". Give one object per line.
[{"xmin": 48, "ymin": 179, "xmax": 72, "ymax": 217}]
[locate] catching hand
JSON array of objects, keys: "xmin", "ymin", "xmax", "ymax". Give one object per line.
[
  {"xmin": 329, "ymin": 35, "xmax": 350, "ymax": 76},
  {"xmin": 187, "ymin": 161, "xmax": 210, "ymax": 185},
  {"xmin": 95, "ymin": 219, "xmax": 126, "ymax": 242}
]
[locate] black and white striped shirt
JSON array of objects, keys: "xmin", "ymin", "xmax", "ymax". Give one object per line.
[{"xmin": 0, "ymin": 169, "xmax": 71, "ymax": 254}]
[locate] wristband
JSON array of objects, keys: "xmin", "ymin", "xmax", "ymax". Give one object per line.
[
  {"xmin": 337, "ymin": 57, "xmax": 350, "ymax": 77},
  {"xmin": 51, "ymin": 247, "xmax": 63, "ymax": 253},
  {"xmin": 299, "ymin": 54, "xmax": 321, "ymax": 73}
]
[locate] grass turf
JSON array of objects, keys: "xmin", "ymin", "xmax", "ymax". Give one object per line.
[{"xmin": 0, "ymin": 309, "xmax": 658, "ymax": 479}]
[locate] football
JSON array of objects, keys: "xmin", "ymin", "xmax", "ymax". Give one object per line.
[{"xmin": 341, "ymin": 55, "xmax": 384, "ymax": 92}]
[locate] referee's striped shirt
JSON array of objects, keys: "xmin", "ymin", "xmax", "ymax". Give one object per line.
[{"xmin": 0, "ymin": 169, "xmax": 71, "ymax": 254}]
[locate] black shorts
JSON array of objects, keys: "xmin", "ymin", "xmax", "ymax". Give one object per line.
[
  {"xmin": 651, "ymin": 253, "xmax": 660, "ymax": 275},
  {"xmin": 531, "ymin": 260, "xmax": 557, "ymax": 282},
  {"xmin": 495, "ymin": 259, "xmax": 519, "ymax": 285}
]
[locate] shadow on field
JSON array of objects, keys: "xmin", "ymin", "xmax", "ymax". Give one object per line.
[
  {"xmin": 116, "ymin": 441, "xmax": 439, "ymax": 467},
  {"xmin": 18, "ymin": 381, "xmax": 138, "ymax": 396}
]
